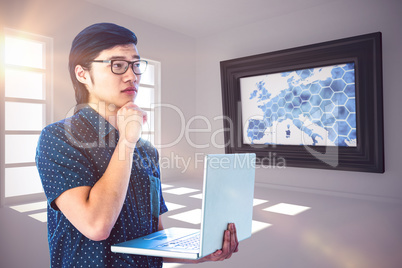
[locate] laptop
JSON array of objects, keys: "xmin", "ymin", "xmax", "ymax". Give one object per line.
[{"xmin": 111, "ymin": 153, "xmax": 256, "ymax": 260}]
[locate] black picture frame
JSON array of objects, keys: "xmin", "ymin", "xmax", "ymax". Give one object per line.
[{"xmin": 220, "ymin": 32, "xmax": 384, "ymax": 173}]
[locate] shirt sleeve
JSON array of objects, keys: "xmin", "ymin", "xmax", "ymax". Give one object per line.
[
  {"xmin": 150, "ymin": 141, "xmax": 168, "ymax": 215},
  {"xmin": 35, "ymin": 123, "xmax": 97, "ymax": 211},
  {"xmin": 159, "ymin": 181, "xmax": 168, "ymax": 215}
]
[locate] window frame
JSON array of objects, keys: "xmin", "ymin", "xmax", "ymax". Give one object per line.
[
  {"xmin": 139, "ymin": 58, "xmax": 161, "ymax": 150},
  {"xmin": 1, "ymin": 28, "xmax": 53, "ymax": 207}
]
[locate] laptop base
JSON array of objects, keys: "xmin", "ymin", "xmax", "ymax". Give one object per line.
[{"xmin": 111, "ymin": 227, "xmax": 201, "ymax": 259}]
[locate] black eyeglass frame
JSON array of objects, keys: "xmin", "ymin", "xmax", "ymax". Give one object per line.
[{"xmin": 92, "ymin": 59, "xmax": 148, "ymax": 75}]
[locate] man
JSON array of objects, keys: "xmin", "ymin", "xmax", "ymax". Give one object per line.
[{"xmin": 36, "ymin": 23, "xmax": 238, "ymax": 267}]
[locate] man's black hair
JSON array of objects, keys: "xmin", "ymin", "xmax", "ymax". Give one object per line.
[{"xmin": 69, "ymin": 23, "xmax": 138, "ymax": 105}]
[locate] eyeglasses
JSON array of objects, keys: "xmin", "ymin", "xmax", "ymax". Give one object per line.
[{"xmin": 92, "ymin": 59, "xmax": 148, "ymax": 75}]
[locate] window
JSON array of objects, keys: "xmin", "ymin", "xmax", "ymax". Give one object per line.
[
  {"xmin": 137, "ymin": 59, "xmax": 161, "ymax": 148},
  {"xmin": 1, "ymin": 29, "xmax": 53, "ymax": 206}
]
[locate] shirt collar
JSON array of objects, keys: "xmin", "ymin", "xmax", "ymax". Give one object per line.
[{"xmin": 77, "ymin": 105, "xmax": 116, "ymax": 138}]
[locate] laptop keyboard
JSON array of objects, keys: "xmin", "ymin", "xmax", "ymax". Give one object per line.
[{"xmin": 156, "ymin": 233, "xmax": 200, "ymax": 250}]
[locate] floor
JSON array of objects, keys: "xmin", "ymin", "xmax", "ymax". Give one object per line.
[
  {"xmin": 160, "ymin": 179, "xmax": 276, "ymax": 268},
  {"xmin": 1, "ymin": 179, "xmax": 402, "ymax": 268},
  {"xmin": 160, "ymin": 179, "xmax": 402, "ymax": 268}
]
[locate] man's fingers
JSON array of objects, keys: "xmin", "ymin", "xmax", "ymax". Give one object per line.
[
  {"xmin": 231, "ymin": 223, "xmax": 239, "ymax": 252},
  {"xmin": 201, "ymin": 224, "xmax": 239, "ymax": 262},
  {"xmin": 222, "ymin": 229, "xmax": 230, "ymax": 252},
  {"xmin": 118, "ymin": 103, "xmax": 146, "ymax": 123},
  {"xmin": 222, "ymin": 229, "xmax": 233, "ymax": 260},
  {"xmin": 116, "ymin": 102, "xmax": 147, "ymax": 144}
]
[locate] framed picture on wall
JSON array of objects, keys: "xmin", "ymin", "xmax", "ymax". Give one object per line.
[{"xmin": 220, "ymin": 32, "xmax": 384, "ymax": 173}]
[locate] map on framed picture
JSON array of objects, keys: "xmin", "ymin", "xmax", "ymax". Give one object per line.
[{"xmin": 240, "ymin": 63, "xmax": 357, "ymax": 147}]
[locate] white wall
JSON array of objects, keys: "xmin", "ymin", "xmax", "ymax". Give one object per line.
[{"xmin": 194, "ymin": 0, "xmax": 402, "ymax": 202}]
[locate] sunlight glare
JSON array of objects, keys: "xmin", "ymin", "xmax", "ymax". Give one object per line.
[
  {"xmin": 165, "ymin": 202, "xmax": 186, "ymax": 211},
  {"xmin": 28, "ymin": 212, "xmax": 47, "ymax": 223},
  {"xmin": 5, "ymin": 36, "xmax": 44, "ymax": 69},
  {"xmin": 190, "ymin": 193, "xmax": 203, "ymax": 199},
  {"xmin": 252, "ymin": 220, "xmax": 272, "ymax": 234},
  {"xmin": 253, "ymin": 198, "xmax": 269, "ymax": 206},
  {"xmin": 163, "ymin": 187, "xmax": 199, "ymax": 195},
  {"xmin": 161, "ymin": 184, "xmax": 174, "ymax": 189},
  {"xmin": 9, "ymin": 201, "xmax": 47, "ymax": 213},
  {"xmin": 263, "ymin": 203, "xmax": 311, "ymax": 216},
  {"xmin": 168, "ymin": 209, "xmax": 202, "ymax": 225}
]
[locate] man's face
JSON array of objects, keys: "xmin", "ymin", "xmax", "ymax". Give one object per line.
[{"xmin": 85, "ymin": 43, "xmax": 141, "ymax": 109}]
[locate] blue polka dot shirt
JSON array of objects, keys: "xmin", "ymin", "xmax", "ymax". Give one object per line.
[{"xmin": 35, "ymin": 106, "xmax": 168, "ymax": 267}]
